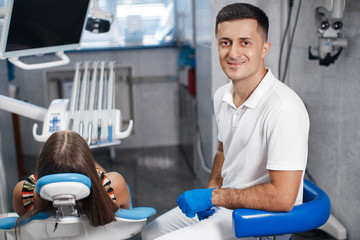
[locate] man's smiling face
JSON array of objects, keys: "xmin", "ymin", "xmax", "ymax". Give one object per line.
[{"xmin": 216, "ymin": 19, "xmax": 270, "ymax": 82}]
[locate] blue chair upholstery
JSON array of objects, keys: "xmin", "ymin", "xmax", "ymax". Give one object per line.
[
  {"xmin": 35, "ymin": 173, "xmax": 92, "ymax": 192},
  {"xmin": 233, "ymin": 180, "xmax": 331, "ymax": 238}
]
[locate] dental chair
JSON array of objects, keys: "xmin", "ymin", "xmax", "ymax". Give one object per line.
[
  {"xmin": 233, "ymin": 179, "xmax": 331, "ymax": 239},
  {"xmin": 0, "ymin": 173, "xmax": 156, "ymax": 240}
]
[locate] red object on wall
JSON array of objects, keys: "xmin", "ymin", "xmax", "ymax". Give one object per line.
[{"xmin": 188, "ymin": 68, "xmax": 196, "ymax": 96}]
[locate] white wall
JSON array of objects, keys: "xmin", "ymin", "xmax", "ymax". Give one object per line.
[{"xmin": 288, "ymin": 1, "xmax": 360, "ymax": 238}]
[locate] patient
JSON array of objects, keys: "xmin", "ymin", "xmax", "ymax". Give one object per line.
[{"xmin": 12, "ymin": 130, "xmax": 131, "ymax": 227}]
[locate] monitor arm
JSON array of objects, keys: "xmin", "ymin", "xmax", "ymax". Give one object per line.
[{"xmin": 8, "ymin": 51, "xmax": 70, "ymax": 70}]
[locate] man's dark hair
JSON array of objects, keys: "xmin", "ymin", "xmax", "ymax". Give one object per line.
[{"xmin": 215, "ymin": 3, "xmax": 269, "ymax": 40}]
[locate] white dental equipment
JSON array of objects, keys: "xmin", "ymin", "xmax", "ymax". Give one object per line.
[
  {"xmin": 0, "ymin": 60, "xmax": 132, "ymax": 147},
  {"xmin": 69, "ymin": 62, "xmax": 82, "ymax": 130},
  {"xmin": 107, "ymin": 61, "xmax": 116, "ymax": 142},
  {"xmin": 0, "ymin": 95, "xmax": 47, "ymax": 122},
  {"xmin": 97, "ymin": 61, "xmax": 106, "ymax": 143},
  {"xmin": 7, "ymin": 52, "xmax": 71, "ymax": 71},
  {"xmin": 87, "ymin": 61, "xmax": 99, "ymax": 145},
  {"xmin": 308, "ymin": 0, "xmax": 347, "ymax": 66},
  {"xmin": 79, "ymin": 61, "xmax": 90, "ymax": 137},
  {"xmin": 32, "ymin": 61, "xmax": 133, "ymax": 147}
]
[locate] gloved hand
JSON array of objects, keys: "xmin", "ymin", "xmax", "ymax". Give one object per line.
[
  {"xmin": 176, "ymin": 188, "xmax": 214, "ymax": 218},
  {"xmin": 197, "ymin": 208, "xmax": 215, "ymax": 221}
]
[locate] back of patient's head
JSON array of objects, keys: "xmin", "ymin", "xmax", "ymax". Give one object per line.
[
  {"xmin": 35, "ymin": 130, "xmax": 117, "ymax": 226},
  {"xmin": 36, "ymin": 130, "xmax": 95, "ymax": 177},
  {"xmin": 215, "ymin": 3, "xmax": 269, "ymax": 41}
]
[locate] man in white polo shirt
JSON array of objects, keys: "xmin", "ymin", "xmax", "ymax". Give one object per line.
[{"xmin": 142, "ymin": 3, "xmax": 309, "ymax": 239}]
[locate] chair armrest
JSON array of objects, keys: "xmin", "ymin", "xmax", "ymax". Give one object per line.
[
  {"xmin": 233, "ymin": 180, "xmax": 331, "ymax": 238},
  {"xmin": 0, "ymin": 212, "xmax": 50, "ymax": 230},
  {"xmin": 115, "ymin": 207, "xmax": 156, "ymax": 220}
]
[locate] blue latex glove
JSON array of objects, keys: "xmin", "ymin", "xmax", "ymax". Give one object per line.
[
  {"xmin": 177, "ymin": 188, "xmax": 214, "ymax": 218},
  {"xmin": 197, "ymin": 208, "xmax": 215, "ymax": 221}
]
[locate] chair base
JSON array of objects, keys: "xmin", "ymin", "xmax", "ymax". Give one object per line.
[
  {"xmin": 1, "ymin": 213, "xmax": 148, "ymax": 240},
  {"xmin": 318, "ymin": 214, "xmax": 347, "ymax": 240}
]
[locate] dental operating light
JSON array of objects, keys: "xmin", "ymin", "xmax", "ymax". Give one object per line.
[{"xmin": 85, "ymin": 0, "xmax": 114, "ymax": 33}]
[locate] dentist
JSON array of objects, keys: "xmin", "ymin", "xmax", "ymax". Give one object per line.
[{"xmin": 142, "ymin": 3, "xmax": 309, "ymax": 240}]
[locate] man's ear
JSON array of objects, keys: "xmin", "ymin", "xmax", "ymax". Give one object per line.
[{"xmin": 261, "ymin": 41, "xmax": 271, "ymax": 59}]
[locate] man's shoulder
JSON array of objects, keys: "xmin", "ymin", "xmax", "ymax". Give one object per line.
[
  {"xmin": 262, "ymin": 69, "xmax": 306, "ymax": 108},
  {"xmin": 214, "ymin": 82, "xmax": 231, "ymax": 101}
]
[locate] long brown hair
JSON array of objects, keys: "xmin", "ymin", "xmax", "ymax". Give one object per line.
[{"xmin": 15, "ymin": 130, "xmax": 118, "ymax": 238}]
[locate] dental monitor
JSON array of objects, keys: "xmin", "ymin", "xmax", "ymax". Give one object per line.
[{"xmin": 0, "ymin": 0, "xmax": 90, "ymax": 60}]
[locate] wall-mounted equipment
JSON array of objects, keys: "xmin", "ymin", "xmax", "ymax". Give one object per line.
[
  {"xmin": 0, "ymin": 0, "xmax": 90, "ymax": 70},
  {"xmin": 308, "ymin": 0, "xmax": 347, "ymax": 66}
]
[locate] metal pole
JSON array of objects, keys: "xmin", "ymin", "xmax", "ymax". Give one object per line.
[{"xmin": 0, "ymin": 130, "xmax": 9, "ymax": 216}]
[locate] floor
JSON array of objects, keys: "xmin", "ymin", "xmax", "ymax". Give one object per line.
[
  {"xmin": 93, "ymin": 146, "xmax": 204, "ymax": 216},
  {"xmin": 24, "ymin": 145, "xmax": 335, "ymax": 240},
  {"xmin": 92, "ymin": 145, "xmax": 203, "ymax": 240}
]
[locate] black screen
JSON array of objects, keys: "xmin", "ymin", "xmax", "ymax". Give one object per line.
[{"xmin": 5, "ymin": 0, "xmax": 90, "ymax": 52}]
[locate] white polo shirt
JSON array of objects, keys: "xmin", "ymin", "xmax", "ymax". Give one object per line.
[{"xmin": 213, "ymin": 69, "xmax": 309, "ymax": 205}]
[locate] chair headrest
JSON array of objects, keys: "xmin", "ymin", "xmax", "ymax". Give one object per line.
[{"xmin": 36, "ymin": 173, "xmax": 92, "ymax": 201}]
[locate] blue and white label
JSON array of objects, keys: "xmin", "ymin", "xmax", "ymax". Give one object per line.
[{"xmin": 49, "ymin": 115, "xmax": 61, "ymax": 132}]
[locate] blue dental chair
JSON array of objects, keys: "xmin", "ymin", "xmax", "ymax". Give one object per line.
[
  {"xmin": 233, "ymin": 179, "xmax": 331, "ymax": 239},
  {"xmin": 0, "ymin": 173, "xmax": 156, "ymax": 240}
]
